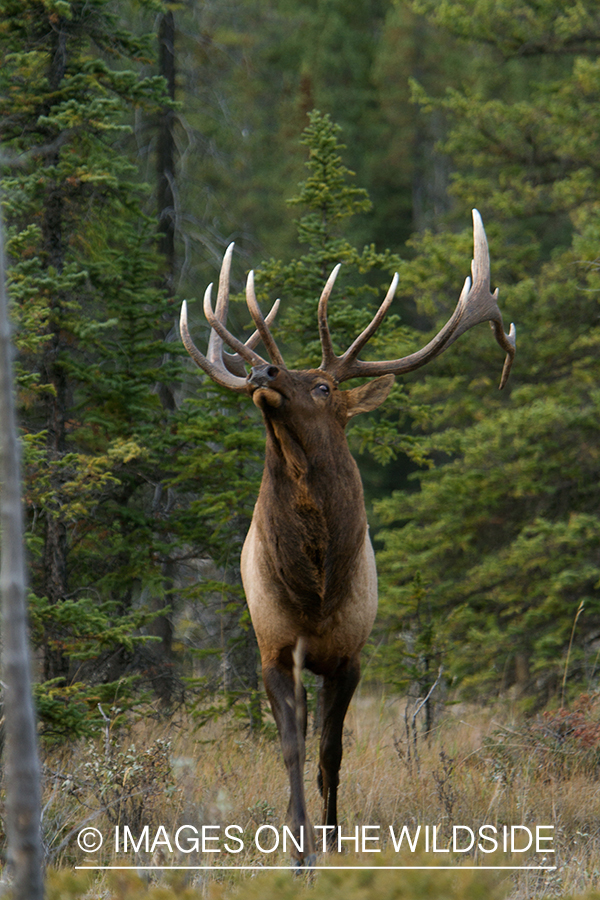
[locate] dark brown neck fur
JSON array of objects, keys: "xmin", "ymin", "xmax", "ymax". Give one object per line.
[{"xmin": 255, "ymin": 413, "xmax": 367, "ymax": 625}]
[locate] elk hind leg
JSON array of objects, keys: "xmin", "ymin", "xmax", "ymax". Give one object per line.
[
  {"xmin": 262, "ymin": 659, "xmax": 315, "ymax": 864},
  {"xmin": 318, "ymin": 656, "xmax": 360, "ymax": 849}
]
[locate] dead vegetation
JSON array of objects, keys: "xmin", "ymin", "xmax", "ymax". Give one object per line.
[{"xmin": 18, "ymin": 690, "xmax": 600, "ymax": 899}]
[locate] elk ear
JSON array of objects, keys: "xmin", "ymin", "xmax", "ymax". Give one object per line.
[{"xmin": 344, "ymin": 374, "xmax": 395, "ymax": 420}]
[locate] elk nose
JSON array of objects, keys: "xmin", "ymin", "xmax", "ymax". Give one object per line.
[{"xmin": 248, "ymin": 364, "xmax": 280, "ymax": 387}]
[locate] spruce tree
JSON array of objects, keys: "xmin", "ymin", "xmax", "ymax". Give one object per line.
[
  {"xmin": 0, "ymin": 0, "xmax": 182, "ymax": 736},
  {"xmin": 374, "ymin": 0, "xmax": 600, "ymax": 704}
]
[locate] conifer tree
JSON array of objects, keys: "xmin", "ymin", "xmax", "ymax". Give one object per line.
[
  {"xmin": 0, "ymin": 0, "xmax": 183, "ymax": 735},
  {"xmin": 374, "ymin": 0, "xmax": 600, "ymax": 703},
  {"xmin": 0, "ymin": 0, "xmax": 284, "ymax": 734},
  {"xmin": 255, "ymin": 112, "xmax": 405, "ymax": 371}
]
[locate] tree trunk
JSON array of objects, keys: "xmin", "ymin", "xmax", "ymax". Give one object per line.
[
  {"xmin": 0, "ymin": 203, "xmax": 44, "ymax": 899},
  {"xmin": 157, "ymin": 9, "xmax": 177, "ymax": 298},
  {"xmin": 41, "ymin": 17, "xmax": 70, "ymax": 681},
  {"xmin": 150, "ymin": 10, "xmax": 178, "ymax": 698}
]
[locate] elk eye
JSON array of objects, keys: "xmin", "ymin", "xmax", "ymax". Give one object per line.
[{"xmin": 316, "ymin": 383, "xmax": 330, "ymax": 397}]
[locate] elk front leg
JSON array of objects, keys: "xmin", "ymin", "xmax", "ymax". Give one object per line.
[
  {"xmin": 262, "ymin": 661, "xmax": 316, "ymax": 863},
  {"xmin": 318, "ymin": 656, "xmax": 361, "ymax": 847}
]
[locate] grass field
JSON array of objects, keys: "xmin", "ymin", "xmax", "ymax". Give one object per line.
[{"xmin": 35, "ymin": 688, "xmax": 600, "ymax": 899}]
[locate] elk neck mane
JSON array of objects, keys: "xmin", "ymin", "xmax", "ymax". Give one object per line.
[{"xmin": 254, "ymin": 398, "xmax": 367, "ymax": 626}]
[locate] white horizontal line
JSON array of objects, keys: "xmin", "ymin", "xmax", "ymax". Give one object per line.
[{"xmin": 76, "ymin": 865, "xmax": 557, "ymax": 871}]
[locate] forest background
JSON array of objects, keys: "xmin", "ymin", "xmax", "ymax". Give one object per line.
[{"xmin": 1, "ymin": 0, "xmax": 600, "ymax": 753}]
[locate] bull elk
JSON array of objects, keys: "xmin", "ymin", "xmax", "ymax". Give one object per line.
[{"xmin": 180, "ymin": 210, "xmax": 515, "ymax": 865}]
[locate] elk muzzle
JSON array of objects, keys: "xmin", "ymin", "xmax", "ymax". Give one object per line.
[{"xmin": 248, "ymin": 365, "xmax": 284, "ymax": 408}]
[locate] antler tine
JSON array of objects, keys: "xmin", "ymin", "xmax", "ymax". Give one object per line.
[
  {"xmin": 494, "ymin": 320, "xmax": 516, "ymax": 390},
  {"xmin": 338, "ymin": 272, "xmax": 399, "ymax": 367},
  {"xmin": 179, "ymin": 300, "xmax": 249, "ymax": 392},
  {"xmin": 207, "ymin": 242, "xmax": 234, "ymax": 367},
  {"xmin": 328, "ymin": 210, "xmax": 516, "ymax": 388},
  {"xmin": 216, "ymin": 243, "xmax": 234, "ymax": 316},
  {"xmin": 180, "ymin": 243, "xmax": 277, "ymax": 390},
  {"xmin": 318, "ymin": 264, "xmax": 342, "ymax": 370},
  {"xmin": 471, "ymin": 209, "xmax": 516, "ymax": 388},
  {"xmin": 204, "ymin": 282, "xmax": 268, "ymax": 368},
  {"xmin": 246, "ymin": 271, "xmax": 286, "ymax": 366},
  {"xmin": 224, "ymin": 299, "xmax": 281, "ymax": 377},
  {"xmin": 209, "ymin": 244, "xmax": 280, "ymax": 376}
]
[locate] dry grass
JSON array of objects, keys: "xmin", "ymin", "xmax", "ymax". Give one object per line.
[{"xmin": 35, "ymin": 689, "xmax": 600, "ymax": 899}]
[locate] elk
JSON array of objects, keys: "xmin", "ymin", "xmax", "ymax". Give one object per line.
[{"xmin": 180, "ymin": 210, "xmax": 515, "ymax": 865}]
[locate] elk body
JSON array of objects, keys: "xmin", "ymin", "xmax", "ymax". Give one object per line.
[{"xmin": 180, "ymin": 211, "xmax": 515, "ymax": 865}]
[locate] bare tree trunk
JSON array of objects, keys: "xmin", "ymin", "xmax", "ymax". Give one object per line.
[{"xmin": 0, "ymin": 206, "xmax": 44, "ymax": 896}]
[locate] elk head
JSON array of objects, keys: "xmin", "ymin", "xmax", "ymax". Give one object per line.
[{"xmin": 180, "ymin": 209, "xmax": 515, "ymax": 414}]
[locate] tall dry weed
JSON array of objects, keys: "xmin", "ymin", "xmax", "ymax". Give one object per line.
[{"xmin": 26, "ymin": 690, "xmax": 600, "ymax": 899}]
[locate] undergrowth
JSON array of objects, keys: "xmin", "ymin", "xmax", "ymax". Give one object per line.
[{"xmin": 5, "ymin": 691, "xmax": 600, "ymax": 898}]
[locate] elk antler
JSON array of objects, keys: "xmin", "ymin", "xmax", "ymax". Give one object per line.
[
  {"xmin": 246, "ymin": 270, "xmax": 286, "ymax": 367},
  {"xmin": 179, "ymin": 243, "xmax": 281, "ymax": 392},
  {"xmin": 319, "ymin": 210, "xmax": 516, "ymax": 389}
]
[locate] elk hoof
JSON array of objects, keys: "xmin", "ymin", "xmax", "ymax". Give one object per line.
[{"xmin": 293, "ymin": 853, "xmax": 316, "ymax": 871}]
